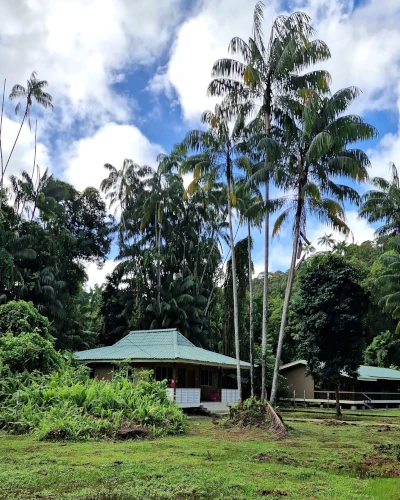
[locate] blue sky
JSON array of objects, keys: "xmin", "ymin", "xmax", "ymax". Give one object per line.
[{"xmin": 1, "ymin": 0, "xmax": 400, "ymax": 286}]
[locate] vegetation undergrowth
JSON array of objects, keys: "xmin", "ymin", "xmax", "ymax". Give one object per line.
[
  {"xmin": 1, "ymin": 414, "xmax": 400, "ymax": 499},
  {"xmin": 0, "ymin": 365, "xmax": 187, "ymax": 440}
]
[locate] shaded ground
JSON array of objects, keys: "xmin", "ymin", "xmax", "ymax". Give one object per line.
[{"xmin": 1, "ymin": 409, "xmax": 400, "ymax": 499}]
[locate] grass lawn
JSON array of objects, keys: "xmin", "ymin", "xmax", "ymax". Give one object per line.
[{"xmin": 1, "ymin": 409, "xmax": 400, "ymax": 499}]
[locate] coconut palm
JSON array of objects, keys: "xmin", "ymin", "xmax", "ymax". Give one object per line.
[
  {"xmin": 317, "ymin": 232, "xmax": 336, "ymax": 251},
  {"xmin": 208, "ymin": 3, "xmax": 331, "ymax": 401},
  {"xmin": 1, "ymin": 73, "xmax": 53, "ymax": 202},
  {"xmin": 359, "ymin": 162, "xmax": 400, "ymax": 237},
  {"xmin": 269, "ymin": 86, "xmax": 377, "ymax": 405}
]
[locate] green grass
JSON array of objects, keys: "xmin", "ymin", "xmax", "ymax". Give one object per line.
[{"xmin": 1, "ymin": 411, "xmax": 400, "ymax": 499}]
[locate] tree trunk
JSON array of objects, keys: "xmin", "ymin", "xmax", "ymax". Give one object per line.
[
  {"xmin": 227, "ymin": 172, "xmax": 242, "ymax": 403},
  {"xmin": 335, "ymin": 386, "xmax": 342, "ymax": 417},
  {"xmin": 0, "ymin": 79, "xmax": 5, "ymax": 212},
  {"xmin": 261, "ymin": 180, "xmax": 269, "ymax": 402},
  {"xmin": 270, "ymin": 161, "xmax": 303, "ymax": 405},
  {"xmin": 200, "ymin": 237, "xmax": 217, "ymax": 285},
  {"xmin": 261, "ymin": 107, "xmax": 271, "ymax": 402},
  {"xmin": 248, "ymin": 220, "xmax": 254, "ymax": 398},
  {"xmin": 4, "ymin": 107, "xmax": 28, "ymax": 173},
  {"xmin": 155, "ymin": 206, "xmax": 161, "ymax": 312}
]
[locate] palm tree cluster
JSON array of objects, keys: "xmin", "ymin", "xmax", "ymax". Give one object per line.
[{"xmin": 95, "ymin": 3, "xmax": 377, "ymax": 403}]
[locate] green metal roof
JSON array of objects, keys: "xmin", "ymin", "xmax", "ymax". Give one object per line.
[
  {"xmin": 74, "ymin": 328, "xmax": 251, "ymax": 368},
  {"xmin": 280, "ymin": 360, "xmax": 400, "ymax": 381},
  {"xmin": 357, "ymin": 365, "xmax": 400, "ymax": 381}
]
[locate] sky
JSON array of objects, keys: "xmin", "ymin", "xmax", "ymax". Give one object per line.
[{"xmin": 1, "ymin": 0, "xmax": 400, "ymax": 287}]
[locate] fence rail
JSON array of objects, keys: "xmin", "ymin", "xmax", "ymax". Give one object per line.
[{"xmin": 314, "ymin": 390, "xmax": 400, "ymax": 402}]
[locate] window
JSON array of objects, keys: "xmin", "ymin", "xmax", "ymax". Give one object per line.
[
  {"xmin": 156, "ymin": 366, "xmax": 173, "ymax": 383},
  {"xmin": 201, "ymin": 369, "xmax": 213, "ymax": 386}
]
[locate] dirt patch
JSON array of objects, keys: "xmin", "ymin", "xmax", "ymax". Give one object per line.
[
  {"xmin": 355, "ymin": 444, "xmax": 400, "ymax": 478},
  {"xmin": 252, "ymin": 452, "xmax": 298, "ymax": 466},
  {"xmin": 323, "ymin": 419, "xmax": 347, "ymax": 426},
  {"xmin": 116, "ymin": 423, "xmax": 151, "ymax": 440},
  {"xmin": 140, "ymin": 474, "xmax": 164, "ymax": 481},
  {"xmin": 41, "ymin": 428, "xmax": 69, "ymax": 441},
  {"xmin": 258, "ymin": 489, "xmax": 288, "ymax": 496}
]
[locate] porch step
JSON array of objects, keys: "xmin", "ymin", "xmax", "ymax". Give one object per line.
[{"xmin": 200, "ymin": 402, "xmax": 230, "ymax": 416}]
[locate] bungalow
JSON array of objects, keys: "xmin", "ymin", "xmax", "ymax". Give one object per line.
[
  {"xmin": 280, "ymin": 360, "xmax": 400, "ymax": 408},
  {"xmin": 74, "ymin": 328, "xmax": 250, "ymax": 408}
]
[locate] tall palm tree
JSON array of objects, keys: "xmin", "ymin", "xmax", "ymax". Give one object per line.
[
  {"xmin": 359, "ymin": 162, "xmax": 400, "ymax": 237},
  {"xmin": 140, "ymin": 166, "xmax": 185, "ymax": 313},
  {"xmin": 235, "ymin": 178, "xmax": 263, "ymax": 397},
  {"xmin": 269, "ymin": 86, "xmax": 377, "ymax": 405},
  {"xmin": 1, "ymin": 72, "xmax": 53, "ymax": 202},
  {"xmin": 181, "ymin": 102, "xmax": 250, "ymax": 402},
  {"xmin": 208, "ymin": 3, "xmax": 331, "ymax": 401},
  {"xmin": 100, "ymin": 159, "xmax": 152, "ymax": 227},
  {"xmin": 317, "ymin": 232, "xmax": 336, "ymax": 251},
  {"xmin": 9, "ymin": 168, "xmax": 66, "ymax": 221}
]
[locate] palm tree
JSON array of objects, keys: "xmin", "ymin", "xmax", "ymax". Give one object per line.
[
  {"xmin": 332, "ymin": 240, "xmax": 348, "ymax": 255},
  {"xmin": 181, "ymin": 102, "xmax": 250, "ymax": 402},
  {"xmin": 140, "ymin": 166, "xmax": 185, "ymax": 313},
  {"xmin": 359, "ymin": 162, "xmax": 400, "ymax": 237},
  {"xmin": 9, "ymin": 168, "xmax": 65, "ymax": 221},
  {"xmin": 1, "ymin": 72, "xmax": 53, "ymax": 202},
  {"xmin": 269, "ymin": 86, "xmax": 377, "ymax": 405},
  {"xmin": 234, "ymin": 177, "xmax": 263, "ymax": 396},
  {"xmin": 317, "ymin": 232, "xmax": 336, "ymax": 251},
  {"xmin": 208, "ymin": 3, "xmax": 331, "ymax": 401},
  {"xmin": 100, "ymin": 159, "xmax": 152, "ymax": 232}
]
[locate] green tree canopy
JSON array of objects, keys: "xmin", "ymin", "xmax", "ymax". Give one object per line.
[
  {"xmin": 0, "ymin": 332, "xmax": 61, "ymax": 374},
  {"xmin": 0, "ymin": 300, "xmax": 51, "ymax": 340},
  {"xmin": 295, "ymin": 254, "xmax": 366, "ymax": 415}
]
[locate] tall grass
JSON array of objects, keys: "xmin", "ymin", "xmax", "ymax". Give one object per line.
[{"xmin": 0, "ymin": 363, "xmax": 186, "ymax": 440}]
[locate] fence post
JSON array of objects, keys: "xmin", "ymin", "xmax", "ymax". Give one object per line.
[
  {"xmin": 327, "ymin": 392, "xmax": 329, "ymax": 409},
  {"xmin": 304, "ymin": 389, "xmax": 306, "ymax": 408},
  {"xmin": 15, "ymin": 390, "xmax": 20, "ymax": 422},
  {"xmin": 293, "ymin": 390, "xmax": 296, "ymax": 408}
]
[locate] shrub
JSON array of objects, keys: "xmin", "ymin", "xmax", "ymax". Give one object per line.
[
  {"xmin": 0, "ymin": 332, "xmax": 62, "ymax": 374},
  {"xmin": 0, "ymin": 300, "xmax": 52, "ymax": 340},
  {"xmin": 0, "ymin": 365, "xmax": 187, "ymax": 440}
]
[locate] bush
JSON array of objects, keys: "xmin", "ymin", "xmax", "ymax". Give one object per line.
[
  {"xmin": 0, "ymin": 365, "xmax": 187, "ymax": 440},
  {"xmin": 0, "ymin": 300, "xmax": 52, "ymax": 340},
  {"xmin": 0, "ymin": 332, "xmax": 62, "ymax": 374}
]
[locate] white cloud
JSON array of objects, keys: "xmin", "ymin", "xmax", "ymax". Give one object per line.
[
  {"xmin": 85, "ymin": 259, "xmax": 116, "ymax": 289},
  {"xmin": 153, "ymin": 0, "xmax": 400, "ymax": 121},
  {"xmin": 63, "ymin": 122, "xmax": 163, "ymax": 192},
  {"xmin": 367, "ymin": 128, "xmax": 400, "ymax": 180},
  {"xmin": 0, "ymin": 0, "xmax": 184, "ymax": 126},
  {"xmin": 150, "ymin": 0, "xmax": 281, "ymax": 123},
  {"xmin": 296, "ymin": 0, "xmax": 400, "ymax": 114},
  {"xmin": 1, "ymin": 116, "xmax": 50, "ymax": 181},
  {"xmin": 307, "ymin": 210, "xmax": 376, "ymax": 249}
]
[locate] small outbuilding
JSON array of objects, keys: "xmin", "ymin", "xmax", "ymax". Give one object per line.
[
  {"xmin": 280, "ymin": 360, "xmax": 400, "ymax": 408},
  {"xmin": 74, "ymin": 328, "xmax": 250, "ymax": 408}
]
